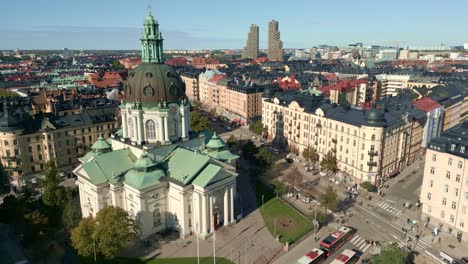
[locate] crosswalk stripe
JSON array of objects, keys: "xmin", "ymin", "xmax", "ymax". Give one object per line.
[
  {"xmin": 362, "ymin": 244, "xmax": 371, "ymax": 252},
  {"xmin": 353, "ymin": 238, "xmax": 364, "ymax": 246},
  {"xmin": 382, "ymin": 204, "xmax": 390, "ymax": 210},
  {"xmin": 395, "ymin": 211, "xmax": 402, "ymax": 217},
  {"xmin": 378, "ymin": 202, "xmax": 385, "ymax": 207},
  {"xmin": 385, "ymin": 207, "xmax": 392, "ymax": 212},
  {"xmin": 350, "ymin": 235, "xmax": 359, "ymax": 243},
  {"xmin": 356, "ymin": 240, "xmax": 366, "ymax": 249}
]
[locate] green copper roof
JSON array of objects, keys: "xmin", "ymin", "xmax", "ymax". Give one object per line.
[
  {"xmin": 207, "ymin": 149, "xmax": 239, "ymax": 162},
  {"xmin": 82, "ymin": 149, "xmax": 136, "ymax": 185},
  {"xmin": 192, "ymin": 164, "xmax": 231, "ymax": 188},
  {"xmin": 134, "ymin": 152, "xmax": 156, "ymax": 172},
  {"xmin": 91, "ymin": 134, "xmax": 112, "ymax": 153},
  {"xmin": 124, "ymin": 168, "xmax": 165, "ymax": 190},
  {"xmin": 206, "ymin": 132, "xmax": 226, "ymax": 149},
  {"xmin": 162, "ymin": 147, "xmax": 209, "ymax": 185},
  {"xmin": 79, "ymin": 150, "xmax": 97, "ymax": 163}
]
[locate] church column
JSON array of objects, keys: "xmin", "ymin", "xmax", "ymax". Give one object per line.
[
  {"xmin": 158, "ymin": 116, "xmax": 164, "ymax": 142},
  {"xmin": 121, "ymin": 111, "xmax": 128, "ymax": 138},
  {"xmin": 163, "ymin": 116, "xmax": 170, "ymax": 142},
  {"xmin": 229, "ymin": 185, "xmax": 235, "ymax": 223},
  {"xmin": 201, "ymin": 194, "xmax": 208, "ymax": 235},
  {"xmin": 134, "ymin": 116, "xmax": 140, "ymax": 143},
  {"xmin": 180, "ymin": 107, "xmax": 187, "ymax": 140},
  {"xmin": 209, "ymin": 194, "xmax": 214, "ymax": 233},
  {"xmin": 138, "ymin": 111, "xmax": 144, "ymax": 144},
  {"xmin": 224, "ymin": 187, "xmax": 229, "ymax": 226}
]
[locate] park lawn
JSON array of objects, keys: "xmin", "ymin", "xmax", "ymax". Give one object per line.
[
  {"xmin": 80, "ymin": 256, "xmax": 234, "ymax": 264},
  {"xmin": 261, "ymin": 197, "xmax": 314, "ymax": 244}
]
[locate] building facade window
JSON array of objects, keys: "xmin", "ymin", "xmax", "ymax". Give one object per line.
[
  {"xmin": 432, "ymin": 154, "xmax": 437, "ymax": 161},
  {"xmin": 446, "ymin": 171, "xmax": 451, "ymax": 179},
  {"xmin": 427, "ymin": 192, "xmax": 432, "ymax": 200},
  {"xmin": 441, "ymin": 210, "xmax": 445, "ymax": 218},
  {"xmin": 429, "ymin": 180, "xmax": 433, "ymax": 187},
  {"xmin": 153, "ymin": 208, "xmax": 161, "ymax": 226},
  {"xmin": 430, "ymin": 167, "xmax": 435, "ymax": 174},
  {"xmin": 448, "ymin": 158, "xmax": 452, "ymax": 165},
  {"xmin": 146, "ymin": 120, "xmax": 157, "ymax": 139},
  {"xmin": 442, "ymin": 198, "xmax": 447, "ymax": 205},
  {"xmin": 452, "ymin": 202, "xmax": 456, "ymax": 209},
  {"xmin": 450, "ymin": 215, "xmax": 455, "ymax": 223},
  {"xmin": 458, "ymin": 161, "xmax": 463, "ymax": 169},
  {"xmin": 456, "ymin": 175, "xmax": 461, "ymax": 182},
  {"xmin": 445, "ymin": 184, "xmax": 449, "ymax": 192}
]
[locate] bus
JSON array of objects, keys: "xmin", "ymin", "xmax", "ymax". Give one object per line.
[
  {"xmin": 296, "ymin": 248, "xmax": 326, "ymax": 264},
  {"xmin": 329, "ymin": 249, "xmax": 360, "ymax": 264},
  {"xmin": 320, "ymin": 226, "xmax": 354, "ymax": 256}
]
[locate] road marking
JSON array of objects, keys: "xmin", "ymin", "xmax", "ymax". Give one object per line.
[
  {"xmin": 350, "ymin": 236, "xmax": 359, "ymax": 243},
  {"xmin": 362, "ymin": 244, "xmax": 371, "ymax": 252},
  {"xmin": 356, "ymin": 239, "xmax": 366, "ymax": 249},
  {"xmin": 386, "ymin": 199, "xmax": 397, "ymax": 203},
  {"xmin": 382, "ymin": 204, "xmax": 390, "ymax": 210},
  {"xmin": 378, "ymin": 201, "xmax": 385, "ymax": 207},
  {"xmin": 395, "ymin": 211, "xmax": 402, "ymax": 217}
]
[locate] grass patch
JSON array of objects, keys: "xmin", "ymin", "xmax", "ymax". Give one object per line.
[
  {"xmin": 80, "ymin": 256, "xmax": 234, "ymax": 264},
  {"xmin": 255, "ymin": 180, "xmax": 313, "ymax": 244}
]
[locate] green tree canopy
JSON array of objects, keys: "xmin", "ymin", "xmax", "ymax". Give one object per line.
[
  {"xmin": 71, "ymin": 217, "xmax": 96, "ymax": 258},
  {"xmin": 190, "ymin": 111, "xmax": 210, "ymax": 132},
  {"xmin": 283, "ymin": 167, "xmax": 303, "ymax": 192},
  {"xmin": 226, "ymin": 135, "xmax": 238, "ymax": 147},
  {"xmin": 302, "ymin": 146, "xmax": 319, "ymax": 165},
  {"xmin": 272, "ymin": 179, "xmax": 287, "ymax": 197},
  {"xmin": 242, "ymin": 140, "xmax": 258, "ymax": 159},
  {"xmin": 62, "ymin": 200, "xmax": 82, "ymax": 230},
  {"xmin": 320, "ymin": 151, "xmax": 338, "ymax": 175},
  {"xmin": 71, "ymin": 207, "xmax": 139, "ymax": 259},
  {"xmin": 361, "ymin": 181, "xmax": 377, "ymax": 192},
  {"xmin": 371, "ymin": 244, "xmax": 411, "ymax": 264},
  {"xmin": 319, "ymin": 186, "xmax": 340, "ymax": 212},
  {"xmin": 255, "ymin": 147, "xmax": 275, "ymax": 169},
  {"xmin": 249, "ymin": 120, "xmax": 263, "ymax": 135},
  {"xmin": 111, "ymin": 60, "xmax": 125, "ymax": 69}
]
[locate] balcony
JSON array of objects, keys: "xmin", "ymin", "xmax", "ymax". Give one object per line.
[
  {"xmin": 288, "ymin": 131, "xmax": 292, "ymax": 134},
  {"xmin": 331, "ymin": 138, "xmax": 337, "ymax": 144},
  {"xmin": 297, "ymin": 125, "xmax": 300, "ymax": 129},
  {"xmin": 296, "ymin": 134, "xmax": 300, "ymax": 138},
  {"xmin": 3, "ymin": 166, "xmax": 18, "ymax": 171},
  {"xmin": 368, "ymin": 150, "xmax": 378, "ymax": 156},
  {"xmin": 367, "ymin": 161, "xmax": 377, "ymax": 166},
  {"xmin": 316, "ymin": 123, "xmax": 322, "ymax": 128},
  {"xmin": 1, "ymin": 156, "xmax": 16, "ymax": 160},
  {"xmin": 315, "ymin": 133, "xmax": 319, "ymax": 137}
]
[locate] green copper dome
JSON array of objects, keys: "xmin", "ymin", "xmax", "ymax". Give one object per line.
[
  {"xmin": 123, "ymin": 9, "xmax": 186, "ymax": 104},
  {"xmin": 134, "ymin": 152, "xmax": 156, "ymax": 172},
  {"xmin": 206, "ymin": 132, "xmax": 226, "ymax": 150},
  {"xmin": 90, "ymin": 134, "xmax": 112, "ymax": 154}
]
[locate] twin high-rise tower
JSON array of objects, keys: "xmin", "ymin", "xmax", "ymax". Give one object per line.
[{"xmin": 242, "ymin": 20, "xmax": 284, "ymax": 61}]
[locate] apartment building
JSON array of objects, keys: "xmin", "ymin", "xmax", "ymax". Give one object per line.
[
  {"xmin": 0, "ymin": 103, "xmax": 119, "ymax": 190},
  {"xmin": 199, "ymin": 70, "xmax": 264, "ymax": 123},
  {"xmin": 375, "ymin": 74, "xmax": 410, "ymax": 97},
  {"xmin": 262, "ymin": 89, "xmax": 426, "ymax": 185},
  {"xmin": 427, "ymin": 85, "xmax": 468, "ymax": 132},
  {"xmin": 180, "ymin": 71, "xmax": 201, "ymax": 102},
  {"xmin": 420, "ymin": 121, "xmax": 468, "ymax": 241}
]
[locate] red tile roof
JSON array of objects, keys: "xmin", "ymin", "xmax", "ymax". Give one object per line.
[
  {"xmin": 318, "ymin": 79, "xmax": 367, "ymax": 94},
  {"xmin": 209, "ymin": 74, "xmax": 225, "ymax": 84},
  {"xmin": 412, "ymin": 97, "xmax": 441, "ymax": 112}
]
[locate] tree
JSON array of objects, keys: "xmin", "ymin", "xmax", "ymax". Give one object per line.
[
  {"xmin": 94, "ymin": 207, "xmax": 139, "ymax": 259},
  {"xmin": 62, "ymin": 200, "xmax": 82, "ymax": 230},
  {"xmin": 255, "ymin": 147, "xmax": 275, "ymax": 169},
  {"xmin": 371, "ymin": 244, "xmax": 411, "ymax": 264},
  {"xmin": 71, "ymin": 217, "xmax": 96, "ymax": 258},
  {"xmin": 111, "ymin": 60, "xmax": 125, "ymax": 69},
  {"xmin": 283, "ymin": 167, "xmax": 303, "ymax": 193},
  {"xmin": 319, "ymin": 186, "xmax": 339, "ymax": 212},
  {"xmin": 320, "ymin": 151, "xmax": 338, "ymax": 175},
  {"xmin": 272, "ymin": 179, "xmax": 287, "ymax": 197},
  {"xmin": 42, "ymin": 161, "xmax": 61, "ymax": 207},
  {"xmin": 71, "ymin": 207, "xmax": 138, "ymax": 259},
  {"xmin": 226, "ymin": 135, "xmax": 238, "ymax": 147},
  {"xmin": 361, "ymin": 181, "xmax": 376, "ymax": 192},
  {"xmin": 249, "ymin": 120, "xmax": 263, "ymax": 135},
  {"xmin": 302, "ymin": 146, "xmax": 319, "ymax": 167},
  {"xmin": 242, "ymin": 140, "xmax": 258, "ymax": 159},
  {"xmin": 190, "ymin": 111, "xmax": 210, "ymax": 132}
]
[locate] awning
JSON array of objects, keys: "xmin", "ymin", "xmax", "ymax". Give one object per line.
[{"xmin": 389, "ymin": 168, "xmax": 400, "ymax": 177}]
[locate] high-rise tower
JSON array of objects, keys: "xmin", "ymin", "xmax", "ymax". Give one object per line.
[
  {"xmin": 242, "ymin": 24, "xmax": 259, "ymax": 59},
  {"xmin": 267, "ymin": 20, "xmax": 284, "ymax": 61}
]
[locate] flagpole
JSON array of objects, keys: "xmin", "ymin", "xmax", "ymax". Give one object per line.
[
  {"xmin": 213, "ymin": 217, "xmax": 216, "ymax": 264},
  {"xmin": 196, "ymin": 223, "xmax": 200, "ymax": 264}
]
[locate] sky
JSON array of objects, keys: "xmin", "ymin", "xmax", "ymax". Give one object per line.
[{"xmin": 1, "ymin": 0, "xmax": 467, "ymax": 50}]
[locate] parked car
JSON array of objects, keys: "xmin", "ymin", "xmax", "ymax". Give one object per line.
[{"xmin": 226, "ymin": 126, "xmax": 232, "ymax": 131}]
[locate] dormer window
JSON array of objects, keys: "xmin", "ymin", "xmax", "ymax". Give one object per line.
[
  {"xmin": 461, "ymin": 146, "xmax": 466, "ymax": 153},
  {"xmin": 451, "ymin": 144, "xmax": 456, "ymax": 151}
]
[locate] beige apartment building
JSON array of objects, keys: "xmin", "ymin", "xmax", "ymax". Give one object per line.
[
  {"xmin": 198, "ymin": 70, "xmax": 264, "ymax": 123},
  {"xmin": 0, "ymin": 105, "xmax": 119, "ymax": 190},
  {"xmin": 420, "ymin": 121, "xmax": 468, "ymax": 241},
  {"xmin": 180, "ymin": 71, "xmax": 200, "ymax": 102},
  {"xmin": 262, "ymin": 89, "xmax": 425, "ymax": 185}
]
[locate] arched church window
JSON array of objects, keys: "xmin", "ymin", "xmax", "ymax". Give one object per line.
[
  {"xmin": 168, "ymin": 117, "xmax": 177, "ymax": 138},
  {"xmin": 146, "ymin": 120, "xmax": 156, "ymax": 139},
  {"xmin": 128, "ymin": 118, "xmax": 134, "ymax": 138},
  {"xmin": 153, "ymin": 208, "xmax": 161, "ymax": 226}
]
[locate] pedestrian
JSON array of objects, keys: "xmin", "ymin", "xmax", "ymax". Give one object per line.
[{"xmin": 438, "ymin": 237, "xmax": 441, "ymax": 244}]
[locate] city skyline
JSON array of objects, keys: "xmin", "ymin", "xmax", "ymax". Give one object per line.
[{"xmin": 1, "ymin": 0, "xmax": 468, "ymax": 50}]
